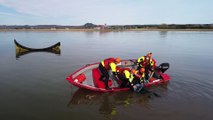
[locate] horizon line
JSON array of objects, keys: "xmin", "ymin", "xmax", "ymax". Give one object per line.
[{"xmin": 1, "ymin": 23, "xmax": 213, "ymax": 26}]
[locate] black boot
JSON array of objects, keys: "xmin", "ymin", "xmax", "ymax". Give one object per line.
[
  {"xmin": 99, "ymin": 75, "xmax": 104, "ymax": 81},
  {"xmin": 104, "ymin": 80, "xmax": 111, "ymax": 90},
  {"xmin": 105, "ymin": 85, "xmax": 112, "ymax": 90}
]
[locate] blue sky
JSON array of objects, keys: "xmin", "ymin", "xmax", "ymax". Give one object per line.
[{"xmin": 0, "ymin": 0, "xmax": 213, "ymax": 25}]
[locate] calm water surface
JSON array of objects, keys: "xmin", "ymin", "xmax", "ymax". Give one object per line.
[{"xmin": 0, "ymin": 31, "xmax": 213, "ymax": 120}]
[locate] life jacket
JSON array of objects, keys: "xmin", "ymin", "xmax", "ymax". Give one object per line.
[
  {"xmin": 133, "ymin": 71, "xmax": 145, "ymax": 83},
  {"xmin": 120, "ymin": 69, "xmax": 145, "ymax": 84},
  {"xmin": 138, "ymin": 56, "xmax": 156, "ymax": 68},
  {"xmin": 119, "ymin": 68, "xmax": 131, "ymax": 78},
  {"xmin": 137, "ymin": 56, "xmax": 145, "ymax": 64},
  {"xmin": 137, "ymin": 56, "xmax": 147, "ymax": 67},
  {"xmin": 118, "ymin": 68, "xmax": 134, "ymax": 82},
  {"xmin": 150, "ymin": 58, "xmax": 156, "ymax": 68},
  {"xmin": 101, "ymin": 58, "xmax": 115, "ymax": 70}
]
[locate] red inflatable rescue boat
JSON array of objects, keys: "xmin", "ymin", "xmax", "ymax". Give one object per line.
[{"xmin": 66, "ymin": 59, "xmax": 170, "ymax": 92}]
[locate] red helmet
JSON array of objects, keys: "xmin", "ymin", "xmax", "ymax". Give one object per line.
[
  {"xmin": 147, "ymin": 52, "xmax": 152, "ymax": 58},
  {"xmin": 115, "ymin": 58, "xmax": 121, "ymax": 64},
  {"xmin": 140, "ymin": 68, "xmax": 145, "ymax": 73},
  {"xmin": 131, "ymin": 68, "xmax": 136, "ymax": 74}
]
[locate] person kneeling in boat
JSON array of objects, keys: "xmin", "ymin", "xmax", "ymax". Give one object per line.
[
  {"xmin": 117, "ymin": 68, "xmax": 132, "ymax": 88},
  {"xmin": 137, "ymin": 52, "xmax": 156, "ymax": 82},
  {"xmin": 118, "ymin": 68, "xmax": 145, "ymax": 92},
  {"xmin": 129, "ymin": 68, "xmax": 146, "ymax": 93},
  {"xmin": 98, "ymin": 57, "xmax": 121, "ymax": 90}
]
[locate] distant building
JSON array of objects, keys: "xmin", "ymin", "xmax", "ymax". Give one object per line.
[
  {"xmin": 95, "ymin": 24, "xmax": 107, "ymax": 30},
  {"xmin": 50, "ymin": 28, "xmax": 56, "ymax": 30}
]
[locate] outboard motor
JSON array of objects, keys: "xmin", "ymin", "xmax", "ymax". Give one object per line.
[{"xmin": 157, "ymin": 63, "xmax": 169, "ymax": 73}]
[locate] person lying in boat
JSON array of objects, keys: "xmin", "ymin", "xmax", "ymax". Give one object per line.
[
  {"xmin": 98, "ymin": 57, "xmax": 121, "ymax": 90},
  {"xmin": 137, "ymin": 52, "xmax": 156, "ymax": 81}
]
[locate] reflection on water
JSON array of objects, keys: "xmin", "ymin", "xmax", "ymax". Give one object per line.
[
  {"xmin": 159, "ymin": 31, "xmax": 168, "ymax": 39},
  {"xmin": 67, "ymin": 89, "xmax": 149, "ymax": 117},
  {"xmin": 15, "ymin": 49, "xmax": 61, "ymax": 58},
  {"xmin": 67, "ymin": 87, "xmax": 168, "ymax": 118}
]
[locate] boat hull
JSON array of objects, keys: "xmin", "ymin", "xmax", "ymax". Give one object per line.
[{"xmin": 14, "ymin": 39, "xmax": 61, "ymax": 58}]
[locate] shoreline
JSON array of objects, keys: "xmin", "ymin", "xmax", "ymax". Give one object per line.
[{"xmin": 1, "ymin": 28, "xmax": 213, "ymax": 32}]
